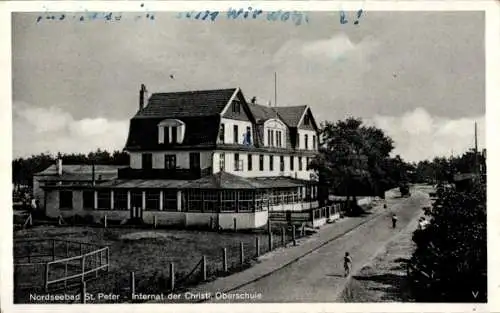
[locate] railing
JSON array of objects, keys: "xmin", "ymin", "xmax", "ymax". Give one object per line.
[
  {"xmin": 118, "ymin": 167, "xmax": 213, "ymax": 180},
  {"xmin": 44, "ymin": 246, "xmax": 110, "ymax": 291}
]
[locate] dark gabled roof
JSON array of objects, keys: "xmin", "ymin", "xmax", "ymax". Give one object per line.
[
  {"xmin": 96, "ymin": 179, "xmax": 189, "ymax": 189},
  {"xmin": 35, "ymin": 165, "xmax": 125, "ymax": 180},
  {"xmin": 247, "ymin": 103, "xmax": 280, "ymax": 123},
  {"xmin": 182, "ymin": 171, "xmax": 267, "ymax": 189},
  {"xmin": 135, "ymin": 88, "xmax": 237, "ymax": 118},
  {"xmin": 275, "ymin": 105, "xmax": 307, "ymax": 127}
]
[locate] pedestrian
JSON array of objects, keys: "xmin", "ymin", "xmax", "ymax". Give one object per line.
[
  {"xmin": 392, "ymin": 214, "xmax": 398, "ymax": 228},
  {"xmin": 344, "ymin": 252, "xmax": 352, "ymax": 277}
]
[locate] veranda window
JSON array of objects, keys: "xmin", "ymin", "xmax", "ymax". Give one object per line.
[
  {"xmin": 163, "ymin": 190, "xmax": 177, "ymax": 211},
  {"xmin": 221, "ymin": 190, "xmax": 237, "ymax": 212},
  {"xmin": 203, "ymin": 191, "xmax": 218, "ymax": 212},
  {"xmin": 82, "ymin": 190, "xmax": 94, "ymax": 210},
  {"xmin": 114, "ymin": 190, "xmax": 128, "ymax": 210},
  {"xmin": 146, "ymin": 190, "xmax": 161, "ymax": 211},
  {"xmin": 239, "ymin": 190, "xmax": 254, "ymax": 212},
  {"xmin": 187, "ymin": 190, "xmax": 203, "ymax": 212},
  {"xmin": 59, "ymin": 190, "xmax": 73, "ymax": 210},
  {"xmin": 97, "ymin": 190, "xmax": 111, "ymax": 210}
]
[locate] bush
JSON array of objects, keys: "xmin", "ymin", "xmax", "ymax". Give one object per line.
[{"xmin": 408, "ymin": 181, "xmax": 486, "ymax": 302}]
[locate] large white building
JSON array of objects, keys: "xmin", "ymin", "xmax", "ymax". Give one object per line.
[{"xmin": 36, "ymin": 85, "xmax": 340, "ymax": 229}]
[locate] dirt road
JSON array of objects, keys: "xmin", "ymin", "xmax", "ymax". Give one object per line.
[{"xmin": 209, "ymin": 186, "xmax": 431, "ymax": 302}]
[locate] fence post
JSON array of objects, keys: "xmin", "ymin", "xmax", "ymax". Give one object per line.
[
  {"xmin": 106, "ymin": 247, "xmax": 110, "ymax": 271},
  {"xmin": 104, "ymin": 214, "xmax": 108, "ymax": 228},
  {"xmin": 80, "ymin": 281, "xmax": 86, "ymax": 304},
  {"xmin": 80, "ymin": 243, "xmax": 83, "ymax": 256},
  {"xmin": 281, "ymin": 227, "xmax": 286, "ymax": 247},
  {"xmin": 81, "ymin": 255, "xmax": 85, "ymax": 282},
  {"xmin": 292, "ymin": 225, "xmax": 297, "ymax": 246},
  {"xmin": 210, "ymin": 217, "xmax": 213, "ymax": 230},
  {"xmin": 27, "ymin": 241, "xmax": 31, "ymax": 263},
  {"xmin": 222, "ymin": 248, "xmax": 228, "ymax": 273},
  {"xmin": 64, "ymin": 261, "xmax": 68, "ymax": 289},
  {"xmin": 52, "ymin": 239, "xmax": 56, "ymax": 261},
  {"xmin": 267, "ymin": 220, "xmax": 271, "ymax": 235},
  {"xmin": 28, "ymin": 213, "xmax": 33, "ymax": 226},
  {"xmin": 130, "ymin": 271, "xmax": 135, "ymax": 300},
  {"xmin": 255, "ymin": 237, "xmax": 260, "ymax": 258},
  {"xmin": 233, "ymin": 218, "xmax": 237, "ymax": 232},
  {"xmin": 202, "ymin": 256, "xmax": 207, "ymax": 281},
  {"xmin": 240, "ymin": 242, "xmax": 244, "ymax": 265},
  {"xmin": 153, "ymin": 215, "xmax": 157, "ymax": 229},
  {"xmin": 66, "ymin": 241, "xmax": 69, "ymax": 257},
  {"xmin": 301, "ymin": 224, "xmax": 305, "ymax": 237},
  {"xmin": 169, "ymin": 263, "xmax": 175, "ymax": 291},
  {"xmin": 268, "ymin": 232, "xmax": 273, "ymax": 251},
  {"xmin": 44, "ymin": 263, "xmax": 49, "ymax": 292}
]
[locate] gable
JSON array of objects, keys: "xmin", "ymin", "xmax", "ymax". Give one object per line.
[
  {"xmin": 221, "ymin": 89, "xmax": 254, "ymax": 122},
  {"xmin": 298, "ymin": 108, "xmax": 319, "ymax": 132}
]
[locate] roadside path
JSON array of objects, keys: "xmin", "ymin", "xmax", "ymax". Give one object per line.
[{"xmin": 160, "ymin": 186, "xmax": 430, "ymax": 303}]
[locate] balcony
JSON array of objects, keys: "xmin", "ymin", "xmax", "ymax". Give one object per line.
[{"xmin": 118, "ymin": 167, "xmax": 213, "ymax": 180}]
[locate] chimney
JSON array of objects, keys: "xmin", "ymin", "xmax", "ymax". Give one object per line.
[
  {"xmin": 56, "ymin": 159, "xmax": 62, "ymax": 176},
  {"xmin": 251, "ymin": 96, "xmax": 257, "ymax": 104},
  {"xmin": 139, "ymin": 84, "xmax": 148, "ymax": 111}
]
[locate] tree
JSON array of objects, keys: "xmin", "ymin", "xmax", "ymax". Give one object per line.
[
  {"xmin": 311, "ymin": 117, "xmax": 403, "ymax": 211},
  {"xmin": 409, "ymin": 180, "xmax": 486, "ymax": 302}
]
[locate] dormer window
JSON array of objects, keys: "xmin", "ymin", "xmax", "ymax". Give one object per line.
[
  {"xmin": 232, "ymin": 101, "xmax": 241, "ymax": 114},
  {"xmin": 304, "ymin": 114, "xmax": 310, "ymax": 125},
  {"xmin": 158, "ymin": 119, "xmax": 185, "ymax": 144}
]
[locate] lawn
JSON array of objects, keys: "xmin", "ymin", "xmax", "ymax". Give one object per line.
[{"xmin": 13, "ymin": 224, "xmax": 302, "ymax": 303}]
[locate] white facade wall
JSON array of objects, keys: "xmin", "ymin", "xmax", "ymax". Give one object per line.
[
  {"xmin": 129, "ymin": 151, "xmax": 213, "ymax": 169},
  {"xmin": 297, "ymin": 129, "xmax": 318, "ymax": 151},
  {"xmin": 263, "ymin": 119, "xmax": 287, "ymax": 147},
  {"xmin": 220, "ymin": 118, "xmax": 253, "ymax": 145},
  {"xmin": 213, "ymin": 151, "xmax": 315, "ymax": 180}
]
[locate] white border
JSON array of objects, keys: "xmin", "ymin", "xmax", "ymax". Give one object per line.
[{"xmin": 1, "ymin": 1, "xmax": 499, "ymax": 313}]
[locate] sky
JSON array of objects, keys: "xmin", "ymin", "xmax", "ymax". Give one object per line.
[{"xmin": 12, "ymin": 10, "xmax": 485, "ymax": 162}]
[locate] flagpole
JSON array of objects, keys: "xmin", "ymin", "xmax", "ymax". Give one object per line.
[{"xmin": 274, "ymin": 72, "xmax": 277, "ymax": 107}]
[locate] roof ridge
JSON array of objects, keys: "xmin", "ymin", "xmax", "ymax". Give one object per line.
[{"xmin": 152, "ymin": 87, "xmax": 237, "ymax": 95}]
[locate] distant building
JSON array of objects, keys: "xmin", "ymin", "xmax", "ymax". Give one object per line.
[{"xmin": 35, "ymin": 86, "xmax": 339, "ymax": 229}]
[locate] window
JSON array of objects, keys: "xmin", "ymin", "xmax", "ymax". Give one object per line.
[
  {"xmin": 313, "ymin": 135, "xmax": 316, "ymax": 149},
  {"xmin": 221, "ymin": 190, "xmax": 237, "ymax": 212},
  {"xmin": 244, "ymin": 126, "xmax": 251, "ymax": 145},
  {"xmin": 171, "ymin": 126, "xmax": 178, "ymax": 143},
  {"xmin": 142, "ymin": 153, "xmax": 153, "ymax": 170},
  {"xmin": 270, "ymin": 130, "xmax": 274, "ymax": 146},
  {"xmin": 203, "ymin": 191, "xmax": 218, "ymax": 212},
  {"xmin": 304, "ymin": 114, "xmax": 310, "ymax": 125},
  {"xmin": 298, "ymin": 156, "xmax": 303, "ymax": 171},
  {"xmin": 239, "ymin": 191, "xmax": 254, "ymax": 212},
  {"xmin": 83, "ymin": 190, "xmax": 94, "ymax": 210},
  {"xmin": 97, "ymin": 190, "xmax": 111, "ymax": 209},
  {"xmin": 59, "ymin": 190, "xmax": 73, "ymax": 210},
  {"xmin": 146, "ymin": 190, "xmax": 161, "ymax": 211},
  {"xmin": 268, "ymin": 129, "xmax": 271, "ymax": 146},
  {"xmin": 219, "ymin": 124, "xmax": 225, "ymax": 143},
  {"xmin": 114, "ymin": 190, "xmax": 128, "ymax": 211},
  {"xmin": 290, "ymin": 156, "xmax": 294, "ymax": 171},
  {"xmin": 297, "ymin": 135, "xmax": 300, "ymax": 148},
  {"xmin": 233, "ymin": 125, "xmax": 239, "ymax": 144},
  {"xmin": 307, "ymin": 157, "xmax": 311, "ymax": 170},
  {"xmin": 219, "ymin": 153, "xmax": 225, "ymax": 171},
  {"xmin": 280, "ymin": 156, "xmax": 285, "ymax": 172},
  {"xmin": 231, "ymin": 101, "xmax": 241, "ymax": 114},
  {"xmin": 234, "ymin": 153, "xmax": 242, "ymax": 171},
  {"xmin": 304, "ymin": 134, "xmax": 308, "ymax": 150},
  {"xmin": 164, "ymin": 127, "xmax": 170, "ymax": 144},
  {"xmin": 248, "ymin": 154, "xmax": 253, "ymax": 171},
  {"xmin": 165, "ymin": 155, "xmax": 176, "ymax": 169},
  {"xmin": 276, "ymin": 131, "xmax": 280, "ymax": 148},
  {"xmin": 187, "ymin": 190, "xmax": 202, "ymax": 212},
  {"xmin": 269, "ymin": 155, "xmax": 274, "ymax": 171},
  {"xmin": 163, "ymin": 190, "xmax": 177, "ymax": 211},
  {"xmin": 259, "ymin": 155, "xmax": 264, "ymax": 171}
]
